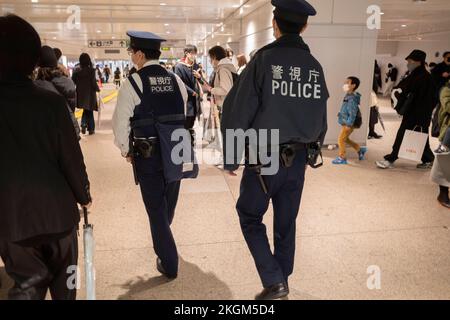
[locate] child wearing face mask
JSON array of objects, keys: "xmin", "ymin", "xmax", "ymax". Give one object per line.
[{"xmin": 332, "ymin": 76, "xmax": 367, "ymax": 165}]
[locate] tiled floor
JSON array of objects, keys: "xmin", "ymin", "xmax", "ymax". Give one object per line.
[{"xmin": 1, "ymin": 93, "xmax": 449, "ymax": 300}]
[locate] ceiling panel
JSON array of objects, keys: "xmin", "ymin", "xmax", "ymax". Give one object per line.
[{"xmin": 1, "ymin": 0, "xmax": 450, "ymax": 58}]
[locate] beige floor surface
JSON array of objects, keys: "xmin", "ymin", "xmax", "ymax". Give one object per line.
[{"xmin": 1, "ymin": 90, "xmax": 449, "ymax": 300}]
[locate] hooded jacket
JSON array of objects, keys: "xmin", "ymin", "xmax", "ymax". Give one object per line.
[
  {"xmin": 438, "ymin": 83, "xmax": 450, "ymax": 142},
  {"xmin": 34, "ymin": 78, "xmax": 81, "ymax": 140},
  {"xmin": 338, "ymin": 92, "xmax": 361, "ymax": 127},
  {"xmin": 211, "ymin": 58, "xmax": 237, "ymax": 107}
]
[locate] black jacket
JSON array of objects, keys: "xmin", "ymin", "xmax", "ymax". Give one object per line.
[
  {"xmin": 395, "ymin": 65, "xmax": 437, "ymax": 126},
  {"xmin": 174, "ymin": 62, "xmax": 200, "ymax": 117},
  {"xmin": 52, "ymin": 75, "xmax": 77, "ymax": 111},
  {"xmin": 34, "ymin": 78, "xmax": 81, "ymax": 140},
  {"xmin": 72, "ymin": 66, "xmax": 100, "ymax": 111},
  {"xmin": 431, "ymin": 62, "xmax": 450, "ymax": 91},
  {"xmin": 221, "ymin": 34, "xmax": 329, "ymax": 171},
  {"xmin": 0, "ymin": 76, "xmax": 91, "ymax": 242}
]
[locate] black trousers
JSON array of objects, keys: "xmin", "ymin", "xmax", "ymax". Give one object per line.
[
  {"xmin": 236, "ymin": 149, "xmax": 307, "ymax": 288},
  {"xmin": 185, "ymin": 116, "xmax": 196, "ymax": 147},
  {"xmin": 369, "ymin": 106, "xmax": 379, "ymax": 135},
  {"xmin": 135, "ymin": 155, "xmax": 181, "ymax": 276},
  {"xmin": 384, "ymin": 117, "xmax": 435, "ymax": 164},
  {"xmin": 0, "ymin": 229, "xmax": 78, "ymax": 300}
]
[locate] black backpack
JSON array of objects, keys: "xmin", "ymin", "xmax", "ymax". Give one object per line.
[{"xmin": 353, "ymin": 108, "xmax": 363, "ymax": 129}]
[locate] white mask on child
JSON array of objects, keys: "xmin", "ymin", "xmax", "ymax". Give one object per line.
[{"xmin": 342, "ymin": 84, "xmax": 350, "ymax": 92}]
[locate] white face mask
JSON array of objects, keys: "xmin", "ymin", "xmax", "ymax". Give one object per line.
[{"xmin": 343, "ymin": 84, "xmax": 350, "ymax": 92}]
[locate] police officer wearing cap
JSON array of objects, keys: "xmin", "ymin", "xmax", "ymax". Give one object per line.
[
  {"xmin": 112, "ymin": 31, "xmax": 188, "ymax": 279},
  {"xmin": 221, "ymin": 0, "xmax": 329, "ymax": 300}
]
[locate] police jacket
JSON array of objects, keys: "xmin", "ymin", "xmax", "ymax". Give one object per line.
[
  {"xmin": 221, "ymin": 34, "xmax": 329, "ymax": 170},
  {"xmin": 0, "ymin": 75, "xmax": 91, "ymax": 242},
  {"xmin": 113, "ymin": 60, "xmax": 188, "ymax": 157}
]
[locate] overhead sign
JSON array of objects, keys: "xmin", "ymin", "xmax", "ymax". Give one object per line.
[{"xmin": 88, "ymin": 40, "xmax": 128, "ymax": 48}]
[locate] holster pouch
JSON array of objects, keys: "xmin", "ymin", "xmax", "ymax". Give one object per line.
[
  {"xmin": 280, "ymin": 145, "xmax": 297, "ymax": 168},
  {"xmin": 306, "ymin": 142, "xmax": 323, "ymax": 169},
  {"xmin": 133, "ymin": 137, "xmax": 158, "ymax": 159}
]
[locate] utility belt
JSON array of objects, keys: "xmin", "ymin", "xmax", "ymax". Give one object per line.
[
  {"xmin": 245, "ymin": 142, "xmax": 322, "ymax": 195},
  {"xmin": 245, "ymin": 142, "xmax": 322, "ymax": 169},
  {"xmin": 129, "ymin": 113, "xmax": 199, "ymax": 185},
  {"xmin": 132, "ymin": 136, "xmax": 159, "ymax": 159}
]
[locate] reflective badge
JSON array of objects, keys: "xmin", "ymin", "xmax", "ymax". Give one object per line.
[
  {"xmin": 271, "ymin": 65, "xmax": 322, "ymax": 100},
  {"xmin": 149, "ymin": 76, "xmax": 174, "ymax": 93}
]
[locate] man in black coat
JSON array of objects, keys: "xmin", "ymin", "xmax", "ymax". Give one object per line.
[
  {"xmin": 431, "ymin": 51, "xmax": 450, "ymax": 93},
  {"xmin": 377, "ymin": 50, "xmax": 437, "ymax": 170},
  {"xmin": 0, "ymin": 14, "xmax": 92, "ymax": 300},
  {"xmin": 174, "ymin": 45, "xmax": 201, "ymax": 145}
]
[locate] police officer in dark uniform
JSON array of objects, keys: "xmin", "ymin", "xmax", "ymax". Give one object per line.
[
  {"xmin": 113, "ymin": 31, "xmax": 189, "ymax": 279},
  {"xmin": 221, "ymin": 0, "xmax": 328, "ymax": 300}
]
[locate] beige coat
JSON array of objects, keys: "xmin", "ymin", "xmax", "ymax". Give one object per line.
[{"xmin": 211, "ymin": 58, "xmax": 237, "ymax": 107}]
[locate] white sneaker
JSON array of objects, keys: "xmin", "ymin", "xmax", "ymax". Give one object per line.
[{"xmin": 376, "ymin": 160, "xmax": 394, "ymax": 169}]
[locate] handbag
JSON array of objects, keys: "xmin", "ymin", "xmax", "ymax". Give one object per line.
[
  {"xmin": 398, "ymin": 126, "xmax": 428, "ymax": 162},
  {"xmin": 392, "ymin": 88, "xmax": 414, "ymax": 116},
  {"xmin": 353, "ymin": 108, "xmax": 363, "ymax": 129}
]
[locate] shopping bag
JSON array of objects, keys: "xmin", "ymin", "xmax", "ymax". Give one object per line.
[
  {"xmin": 398, "ymin": 127, "xmax": 428, "ymax": 162},
  {"xmin": 96, "ymin": 93, "xmax": 104, "ymax": 129}
]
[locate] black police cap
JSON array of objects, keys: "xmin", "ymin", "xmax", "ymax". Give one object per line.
[
  {"xmin": 126, "ymin": 30, "xmax": 166, "ymax": 51},
  {"xmin": 272, "ymin": 0, "xmax": 317, "ymax": 24}
]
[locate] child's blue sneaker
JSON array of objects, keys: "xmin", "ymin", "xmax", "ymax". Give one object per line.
[
  {"xmin": 332, "ymin": 157, "xmax": 348, "ymax": 165},
  {"xmin": 358, "ymin": 147, "xmax": 368, "ymax": 160}
]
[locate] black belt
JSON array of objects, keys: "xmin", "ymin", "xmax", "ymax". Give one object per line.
[{"xmin": 131, "ymin": 114, "xmax": 186, "ymax": 129}]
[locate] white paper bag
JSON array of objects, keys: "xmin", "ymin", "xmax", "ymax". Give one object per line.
[{"xmin": 398, "ymin": 129, "xmax": 428, "ymax": 162}]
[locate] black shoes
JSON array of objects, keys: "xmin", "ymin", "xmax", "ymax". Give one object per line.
[
  {"xmin": 81, "ymin": 127, "xmax": 87, "ymax": 135},
  {"xmin": 416, "ymin": 162, "xmax": 433, "ymax": 169},
  {"xmin": 368, "ymin": 132, "xmax": 383, "ymax": 139},
  {"xmin": 438, "ymin": 194, "xmax": 450, "ymax": 209},
  {"xmin": 255, "ymin": 282, "xmax": 289, "ymax": 300},
  {"xmin": 156, "ymin": 258, "xmax": 177, "ymax": 280}
]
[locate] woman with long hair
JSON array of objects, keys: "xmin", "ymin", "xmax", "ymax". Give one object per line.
[{"xmin": 72, "ymin": 53, "xmax": 100, "ymax": 135}]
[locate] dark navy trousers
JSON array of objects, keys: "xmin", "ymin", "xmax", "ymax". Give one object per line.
[
  {"xmin": 135, "ymin": 154, "xmax": 180, "ymax": 276},
  {"xmin": 236, "ymin": 148, "xmax": 307, "ymax": 288}
]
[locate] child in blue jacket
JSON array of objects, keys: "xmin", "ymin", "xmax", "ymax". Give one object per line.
[{"xmin": 333, "ymin": 76, "xmax": 368, "ymax": 164}]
